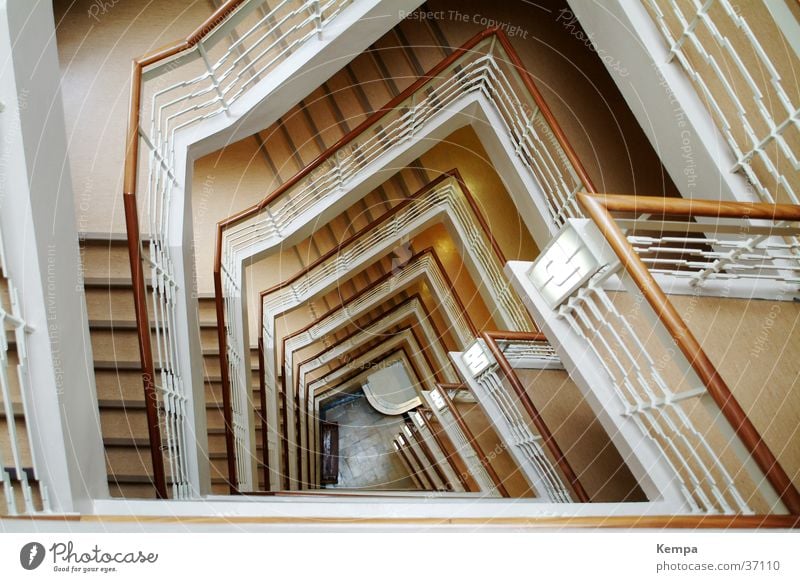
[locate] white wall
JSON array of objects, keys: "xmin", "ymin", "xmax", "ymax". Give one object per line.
[{"xmin": 0, "ymin": 0, "xmax": 108, "ymax": 511}]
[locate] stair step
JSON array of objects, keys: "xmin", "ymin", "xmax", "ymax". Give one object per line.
[
  {"xmin": 99, "ymin": 409, "xmax": 149, "ymax": 440},
  {"xmin": 108, "ymin": 482, "xmax": 158, "ymax": 499},
  {"xmin": 298, "ymin": 88, "xmax": 342, "ymax": 148}
]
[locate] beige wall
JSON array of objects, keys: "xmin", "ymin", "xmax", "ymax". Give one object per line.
[
  {"xmin": 54, "ymin": 0, "xmax": 214, "ymax": 233},
  {"xmin": 672, "ymin": 295, "xmax": 800, "ymax": 495},
  {"xmin": 516, "ymin": 368, "xmax": 646, "ymax": 502}
]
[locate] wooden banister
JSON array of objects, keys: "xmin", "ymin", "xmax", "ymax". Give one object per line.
[
  {"xmin": 122, "ymin": 195, "xmax": 166, "ymax": 499},
  {"xmin": 8, "ymin": 512, "xmax": 798, "ymax": 528},
  {"xmin": 578, "ymin": 192, "xmax": 800, "ymax": 515},
  {"xmin": 395, "ymin": 442, "xmax": 427, "ymax": 490},
  {"xmin": 400, "ymin": 430, "xmax": 436, "ymax": 489},
  {"xmin": 438, "ymin": 383, "xmax": 510, "ymax": 497},
  {"xmin": 407, "ymin": 421, "xmax": 452, "ymax": 490},
  {"xmin": 419, "ymin": 409, "xmax": 473, "ymax": 492},
  {"xmin": 257, "ymin": 337, "xmax": 270, "ymax": 491},
  {"xmin": 122, "ymin": 0, "xmax": 247, "ymax": 499},
  {"xmin": 481, "ymin": 330, "xmax": 590, "ymax": 503}
]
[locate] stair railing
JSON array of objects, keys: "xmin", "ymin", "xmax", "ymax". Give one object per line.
[
  {"xmin": 123, "ymin": 0, "xmax": 356, "ymax": 497},
  {"xmin": 0, "ymin": 224, "xmax": 50, "ymax": 515},
  {"xmin": 252, "ymin": 169, "xmax": 546, "ymax": 489},
  {"xmin": 278, "ymin": 248, "xmax": 472, "ymax": 488},
  {"xmin": 643, "ymin": 0, "xmax": 800, "ymax": 208},
  {"xmin": 541, "ymin": 193, "xmax": 800, "ymax": 515},
  {"xmin": 457, "ymin": 332, "xmax": 588, "ymax": 503},
  {"xmin": 213, "ymin": 27, "xmax": 596, "ymax": 490},
  {"xmin": 411, "ymin": 409, "xmax": 468, "ymax": 492},
  {"xmin": 423, "ymin": 385, "xmax": 507, "ymax": 497},
  {"xmin": 260, "ymin": 171, "xmax": 533, "ymax": 348}
]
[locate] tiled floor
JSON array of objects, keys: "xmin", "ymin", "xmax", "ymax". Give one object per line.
[{"xmin": 323, "ymin": 394, "xmax": 416, "ymax": 490}]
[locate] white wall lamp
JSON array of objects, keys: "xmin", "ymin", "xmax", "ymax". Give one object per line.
[
  {"xmin": 429, "ymin": 388, "xmax": 446, "ymax": 411},
  {"xmin": 527, "ymin": 219, "xmax": 616, "ymax": 308},
  {"xmin": 460, "ymin": 339, "xmax": 494, "ymax": 378}
]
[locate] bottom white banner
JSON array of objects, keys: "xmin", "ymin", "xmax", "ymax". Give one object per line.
[{"xmin": 0, "ymin": 531, "xmax": 797, "ymax": 581}]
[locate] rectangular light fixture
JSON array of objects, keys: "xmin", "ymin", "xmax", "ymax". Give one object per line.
[
  {"xmin": 461, "ymin": 339, "xmax": 493, "ymax": 377},
  {"xmin": 430, "ymin": 388, "xmax": 446, "ymax": 411},
  {"xmin": 527, "ymin": 221, "xmax": 607, "ymax": 308}
]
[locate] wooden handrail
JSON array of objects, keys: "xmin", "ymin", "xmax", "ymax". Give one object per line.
[
  {"xmin": 213, "ymin": 238, "xmax": 238, "ymax": 493},
  {"xmin": 9, "ymin": 512, "xmax": 798, "ymax": 528},
  {"xmin": 122, "ymin": 0, "xmax": 248, "ymax": 499},
  {"xmin": 121, "ymin": 197, "xmax": 166, "ymax": 499},
  {"xmin": 481, "ymin": 330, "xmax": 590, "ymax": 503},
  {"xmin": 256, "ymin": 337, "xmax": 270, "ymax": 491},
  {"xmin": 407, "ymin": 421, "xmax": 452, "ymax": 491},
  {"xmin": 578, "ymin": 192, "xmax": 800, "ymax": 515},
  {"xmin": 437, "ymin": 383, "xmax": 510, "ymax": 497},
  {"xmin": 213, "ymin": 25, "xmax": 595, "ymax": 491},
  {"xmin": 400, "ymin": 430, "xmax": 437, "ymax": 490},
  {"xmin": 395, "ymin": 442, "xmax": 427, "ymax": 490},
  {"xmin": 437, "ymin": 383, "xmax": 469, "ymax": 392},
  {"xmin": 419, "ymin": 409, "xmax": 474, "ymax": 492},
  {"xmin": 491, "ymin": 33, "xmax": 597, "ymax": 195}
]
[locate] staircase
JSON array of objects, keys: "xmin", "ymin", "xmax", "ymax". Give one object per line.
[
  {"xmin": 80, "ymin": 237, "xmax": 264, "ymax": 497},
  {"xmin": 2, "ymin": 0, "xmax": 796, "ymax": 530},
  {"xmin": 80, "ymin": 235, "xmax": 156, "ymax": 498}
]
